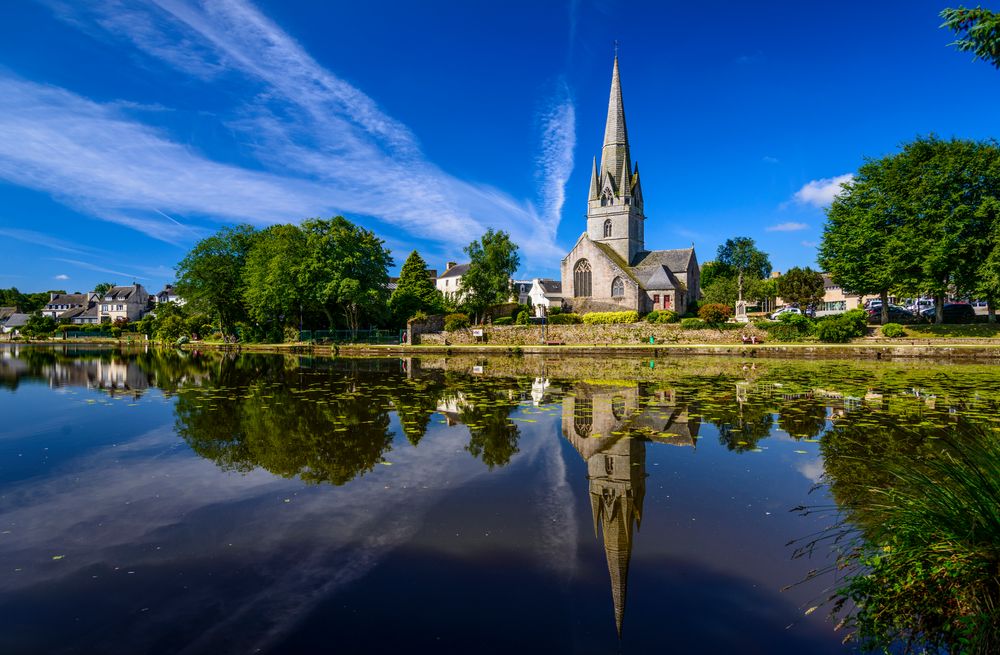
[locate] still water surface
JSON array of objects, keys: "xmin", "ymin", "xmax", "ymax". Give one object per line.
[{"xmin": 2, "ymin": 346, "xmax": 997, "ymax": 654}]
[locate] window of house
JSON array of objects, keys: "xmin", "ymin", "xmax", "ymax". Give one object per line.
[
  {"xmin": 574, "ymin": 259, "xmax": 592, "ymax": 297},
  {"xmin": 603, "ymin": 219, "xmax": 612, "ymax": 238},
  {"xmin": 117, "ymin": 305, "xmax": 124, "ymax": 311},
  {"xmin": 653, "ymin": 294, "xmax": 659, "ymax": 306},
  {"xmin": 611, "ymin": 277, "xmax": 624, "ymax": 298}
]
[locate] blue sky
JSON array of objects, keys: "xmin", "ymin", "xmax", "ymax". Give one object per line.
[{"xmin": 1, "ymin": 0, "xmax": 999, "ymax": 293}]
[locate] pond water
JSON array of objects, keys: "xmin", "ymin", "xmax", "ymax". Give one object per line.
[{"xmin": 1, "ymin": 345, "xmax": 998, "ymax": 654}]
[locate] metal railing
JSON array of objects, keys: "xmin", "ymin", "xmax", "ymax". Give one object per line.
[{"xmin": 299, "ymin": 329, "xmax": 403, "ymax": 344}]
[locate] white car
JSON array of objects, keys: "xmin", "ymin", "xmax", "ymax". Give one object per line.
[{"xmin": 769, "ymin": 307, "xmax": 802, "ymax": 321}]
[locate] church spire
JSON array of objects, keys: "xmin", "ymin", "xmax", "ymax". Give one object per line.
[
  {"xmin": 601, "ymin": 56, "xmax": 631, "ymax": 188},
  {"xmin": 589, "ymin": 156, "xmax": 600, "ymax": 200}
]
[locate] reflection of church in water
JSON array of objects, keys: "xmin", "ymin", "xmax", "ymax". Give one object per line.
[{"xmin": 560, "ymin": 382, "xmax": 700, "ymax": 636}]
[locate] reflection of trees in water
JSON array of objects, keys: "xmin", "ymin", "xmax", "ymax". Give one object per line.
[
  {"xmin": 776, "ymin": 398, "xmax": 827, "ymax": 439},
  {"xmin": 804, "ymin": 405, "xmax": 1000, "ymax": 653},
  {"xmin": 455, "ymin": 379, "xmax": 523, "ymax": 470},
  {"xmin": 708, "ymin": 397, "xmax": 774, "ymax": 452}
]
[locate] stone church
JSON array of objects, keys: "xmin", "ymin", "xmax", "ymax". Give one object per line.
[{"xmin": 561, "ymin": 57, "xmax": 699, "ymax": 315}]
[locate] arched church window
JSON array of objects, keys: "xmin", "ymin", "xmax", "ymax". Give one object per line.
[
  {"xmin": 611, "ymin": 276, "xmax": 625, "ymax": 298},
  {"xmin": 574, "ymin": 259, "xmax": 592, "ymax": 297},
  {"xmin": 601, "ymin": 188, "xmax": 612, "ymax": 207},
  {"xmin": 574, "ymin": 398, "xmax": 593, "ymax": 437},
  {"xmin": 603, "ymin": 219, "xmax": 612, "ymax": 238}
]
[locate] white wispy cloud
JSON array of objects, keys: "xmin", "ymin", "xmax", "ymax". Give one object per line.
[
  {"xmin": 54, "ymin": 274, "xmax": 69, "ymax": 280},
  {"xmin": 790, "ymin": 173, "xmax": 853, "ymax": 207},
  {"xmin": 50, "ymin": 257, "xmax": 147, "ymax": 280},
  {"xmin": 0, "ymin": 227, "xmax": 95, "ymax": 255},
  {"xmin": 534, "ymin": 80, "xmax": 576, "ymax": 242},
  {"xmin": 766, "ymin": 221, "xmax": 808, "ymax": 232},
  {"xmin": 761, "ymin": 155, "xmax": 779, "ymax": 164},
  {"xmin": 17, "ymin": 0, "xmax": 570, "ymax": 265},
  {"xmin": 801, "ymin": 240, "xmax": 818, "ymax": 248}
]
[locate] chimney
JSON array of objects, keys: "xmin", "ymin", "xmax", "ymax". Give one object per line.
[
  {"xmin": 50, "ymin": 292, "xmax": 58, "ymax": 301},
  {"xmin": 447, "ymin": 261, "xmax": 457, "ymax": 271}
]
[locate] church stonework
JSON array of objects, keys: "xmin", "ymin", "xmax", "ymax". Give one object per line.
[{"xmin": 561, "ymin": 57, "xmax": 700, "ymax": 315}]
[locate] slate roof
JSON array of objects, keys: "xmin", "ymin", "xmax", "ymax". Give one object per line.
[
  {"xmin": 438, "ymin": 263, "xmax": 470, "ymax": 279},
  {"xmin": 101, "ymin": 285, "xmax": 143, "ymax": 301},
  {"xmin": 513, "ymin": 281, "xmax": 532, "ymax": 295},
  {"xmin": 630, "ymin": 248, "xmax": 694, "ymax": 271},
  {"xmin": 632, "ymin": 265, "xmax": 678, "ymax": 290},
  {"xmin": 45, "ymin": 293, "xmax": 91, "ymax": 308},
  {"xmin": 538, "ymin": 279, "xmax": 562, "ymax": 294},
  {"xmin": 5, "ymin": 313, "xmax": 29, "ymax": 328},
  {"xmin": 60, "ymin": 306, "xmax": 89, "ymax": 320},
  {"xmin": 0, "ymin": 307, "xmax": 15, "ymax": 322}
]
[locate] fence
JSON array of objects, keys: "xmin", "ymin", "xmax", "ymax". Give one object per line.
[
  {"xmin": 299, "ymin": 329, "xmax": 403, "ymax": 345},
  {"xmin": 63, "ymin": 330, "xmax": 113, "ymax": 339}
]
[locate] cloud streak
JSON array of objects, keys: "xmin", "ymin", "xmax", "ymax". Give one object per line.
[
  {"xmin": 789, "ymin": 173, "xmax": 853, "ymax": 207},
  {"xmin": 766, "ymin": 221, "xmax": 808, "ymax": 232},
  {"xmin": 13, "ymin": 0, "xmax": 572, "ymax": 265}
]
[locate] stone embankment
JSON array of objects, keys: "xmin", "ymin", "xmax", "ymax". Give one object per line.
[{"xmin": 415, "ymin": 323, "xmax": 767, "ymax": 346}]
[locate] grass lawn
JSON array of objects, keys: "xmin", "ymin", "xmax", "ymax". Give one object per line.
[{"xmin": 902, "ymin": 323, "xmax": 1000, "ymax": 338}]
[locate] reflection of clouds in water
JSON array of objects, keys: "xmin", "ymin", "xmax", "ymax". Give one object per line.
[
  {"xmin": 796, "ymin": 457, "xmax": 825, "ymax": 484},
  {"xmin": 527, "ymin": 422, "xmax": 578, "ymax": 581},
  {"xmin": 0, "ymin": 414, "xmax": 555, "ymax": 652}
]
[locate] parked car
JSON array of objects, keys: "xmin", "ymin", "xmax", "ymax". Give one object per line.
[
  {"xmin": 866, "ymin": 304, "xmax": 920, "ymax": 324},
  {"xmin": 769, "ymin": 307, "xmax": 802, "ymax": 321},
  {"xmin": 920, "ymin": 303, "xmax": 976, "ymax": 323}
]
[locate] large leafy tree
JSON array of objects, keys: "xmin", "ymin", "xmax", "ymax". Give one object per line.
[
  {"xmin": 389, "ymin": 250, "xmax": 444, "ymax": 325},
  {"xmin": 175, "ymin": 224, "xmax": 257, "ymax": 338},
  {"xmin": 460, "ymin": 229, "xmax": 520, "ymax": 324},
  {"xmin": 715, "ymin": 237, "xmax": 771, "ymax": 304},
  {"xmin": 942, "ymin": 6, "xmax": 1000, "ymax": 68},
  {"xmin": 300, "ymin": 217, "xmax": 393, "ymax": 333},
  {"xmin": 819, "ymin": 157, "xmax": 904, "ymax": 325},
  {"xmin": 776, "ymin": 266, "xmax": 826, "ymax": 308},
  {"xmin": 93, "ymin": 282, "xmax": 115, "ymax": 296},
  {"xmin": 242, "ymin": 224, "xmax": 310, "ymax": 333}
]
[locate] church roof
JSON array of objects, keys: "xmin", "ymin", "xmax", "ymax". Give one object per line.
[
  {"xmin": 631, "ymin": 248, "xmax": 695, "ymax": 272},
  {"xmin": 632, "ymin": 265, "xmax": 678, "ymax": 291}
]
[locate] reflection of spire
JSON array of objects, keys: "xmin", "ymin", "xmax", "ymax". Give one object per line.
[{"xmin": 588, "ymin": 436, "xmax": 645, "ymax": 638}]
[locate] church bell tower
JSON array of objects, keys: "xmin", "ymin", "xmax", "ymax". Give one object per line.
[{"xmin": 587, "ymin": 56, "xmax": 645, "ymax": 264}]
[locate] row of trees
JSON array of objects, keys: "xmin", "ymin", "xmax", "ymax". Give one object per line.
[
  {"xmin": 819, "ymin": 136, "xmax": 1000, "ymax": 324},
  {"xmin": 175, "ymin": 217, "xmax": 521, "ymax": 341}
]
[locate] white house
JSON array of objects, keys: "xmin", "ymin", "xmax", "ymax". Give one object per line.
[
  {"xmin": 528, "ymin": 279, "xmax": 563, "ymax": 314},
  {"xmin": 98, "ymin": 284, "xmax": 150, "ymax": 322},
  {"xmin": 41, "ymin": 292, "xmax": 97, "ymax": 320},
  {"xmin": 436, "ymin": 262, "xmax": 469, "ymax": 302}
]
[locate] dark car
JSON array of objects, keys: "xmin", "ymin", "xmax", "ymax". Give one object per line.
[
  {"xmin": 920, "ymin": 303, "xmax": 976, "ymax": 323},
  {"xmin": 866, "ymin": 304, "xmax": 920, "ymax": 324}
]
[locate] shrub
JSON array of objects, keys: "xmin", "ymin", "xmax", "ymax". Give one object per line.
[
  {"xmin": 283, "ymin": 326, "xmax": 300, "ymax": 343},
  {"xmin": 409, "ymin": 310, "xmax": 429, "ymax": 323},
  {"xmin": 680, "ymin": 317, "xmax": 707, "ymax": 330},
  {"xmin": 548, "ymin": 312, "xmax": 582, "ymax": 325},
  {"xmin": 778, "ymin": 312, "xmax": 815, "ymax": 333},
  {"xmin": 767, "ymin": 323, "xmax": 802, "ymax": 342},
  {"xmin": 109, "ymin": 326, "xmax": 123, "ymax": 338},
  {"xmin": 816, "ymin": 317, "xmax": 856, "ymax": 343},
  {"xmin": 842, "ymin": 308, "xmax": 869, "ymax": 336},
  {"xmin": 176, "ymin": 335, "xmax": 190, "ymax": 346},
  {"xmin": 698, "ymin": 303, "xmax": 733, "ymax": 326},
  {"xmin": 493, "ymin": 316, "xmax": 514, "ymax": 326},
  {"xmin": 645, "ymin": 309, "xmax": 679, "ymax": 324},
  {"xmin": 547, "ymin": 306, "xmax": 562, "ymax": 315},
  {"xmin": 443, "ymin": 313, "xmax": 470, "ymax": 331},
  {"xmin": 881, "ymin": 322, "xmax": 905, "ymax": 338},
  {"xmin": 581, "ymin": 311, "xmax": 640, "ymax": 325},
  {"xmin": 515, "ymin": 310, "xmax": 530, "ymax": 325}
]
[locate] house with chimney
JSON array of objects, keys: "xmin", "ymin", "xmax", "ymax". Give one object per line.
[
  {"xmin": 41, "ymin": 292, "xmax": 98, "ymax": 320},
  {"xmin": 436, "ymin": 261, "xmax": 469, "ymax": 302},
  {"xmin": 97, "ymin": 284, "xmax": 150, "ymax": 322}
]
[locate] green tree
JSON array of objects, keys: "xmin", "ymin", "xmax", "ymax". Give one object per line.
[
  {"xmin": 300, "ymin": 217, "xmax": 393, "ymax": 333},
  {"xmin": 93, "ymin": 282, "xmax": 115, "ymax": 296},
  {"xmin": 460, "ymin": 229, "xmax": 520, "ymax": 324},
  {"xmin": 388, "ymin": 250, "xmax": 443, "ymax": 325},
  {"xmin": 942, "ymin": 6, "xmax": 1000, "ymax": 68},
  {"xmin": 22, "ymin": 312, "xmax": 57, "ymax": 337},
  {"xmin": 715, "ymin": 237, "xmax": 771, "ymax": 304},
  {"xmin": 175, "ymin": 224, "xmax": 257, "ymax": 339},
  {"xmin": 242, "ymin": 224, "xmax": 309, "ymax": 335},
  {"xmin": 819, "ymin": 157, "xmax": 904, "ymax": 325},
  {"xmin": 776, "ymin": 266, "xmax": 825, "ymax": 308}
]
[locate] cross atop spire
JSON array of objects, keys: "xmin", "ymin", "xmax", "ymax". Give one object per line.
[{"xmin": 601, "ymin": 56, "xmax": 631, "ymax": 191}]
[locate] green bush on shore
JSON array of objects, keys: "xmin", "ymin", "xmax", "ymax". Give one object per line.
[
  {"xmin": 443, "ymin": 313, "xmax": 470, "ymax": 331},
  {"xmin": 680, "ymin": 317, "xmax": 706, "ymax": 330},
  {"xmin": 645, "ymin": 309, "xmax": 679, "ymax": 324},
  {"xmin": 547, "ymin": 312, "xmax": 581, "ymax": 325},
  {"xmin": 581, "ymin": 311, "xmax": 639, "ymax": 325},
  {"xmin": 881, "ymin": 323, "xmax": 905, "ymax": 338}
]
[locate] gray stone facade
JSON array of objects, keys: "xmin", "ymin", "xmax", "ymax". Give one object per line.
[{"xmin": 561, "ymin": 56, "xmax": 699, "ymax": 316}]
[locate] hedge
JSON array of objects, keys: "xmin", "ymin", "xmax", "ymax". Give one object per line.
[
  {"xmin": 680, "ymin": 317, "xmax": 707, "ymax": 330},
  {"xmin": 548, "ymin": 312, "xmax": 582, "ymax": 325},
  {"xmin": 444, "ymin": 313, "xmax": 470, "ymax": 331},
  {"xmin": 581, "ymin": 311, "xmax": 640, "ymax": 325},
  {"xmin": 882, "ymin": 322, "xmax": 905, "ymax": 338},
  {"xmin": 645, "ymin": 309, "xmax": 678, "ymax": 324}
]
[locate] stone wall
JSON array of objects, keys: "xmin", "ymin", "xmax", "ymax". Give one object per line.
[
  {"xmin": 406, "ymin": 315, "xmax": 445, "ymax": 345},
  {"xmin": 418, "ymin": 323, "xmax": 767, "ymax": 346}
]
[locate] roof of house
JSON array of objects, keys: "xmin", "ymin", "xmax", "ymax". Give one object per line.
[
  {"xmin": 0, "ymin": 307, "xmax": 15, "ymax": 321},
  {"xmin": 538, "ymin": 279, "xmax": 562, "ymax": 294},
  {"xmin": 102, "ymin": 285, "xmax": 144, "ymax": 301},
  {"xmin": 513, "ymin": 281, "xmax": 532, "ymax": 294},
  {"xmin": 438, "ymin": 263, "xmax": 470, "ymax": 279},
  {"xmin": 60, "ymin": 306, "xmax": 90, "ymax": 320},
  {"xmin": 630, "ymin": 248, "xmax": 695, "ymax": 271},
  {"xmin": 45, "ymin": 293, "xmax": 91, "ymax": 307},
  {"xmin": 5, "ymin": 313, "xmax": 29, "ymax": 328}
]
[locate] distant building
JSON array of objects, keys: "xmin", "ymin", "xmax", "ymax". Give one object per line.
[
  {"xmin": 153, "ymin": 284, "xmax": 185, "ymax": 306},
  {"xmin": 436, "ymin": 261, "xmax": 469, "ymax": 302},
  {"xmin": 2, "ymin": 313, "xmax": 29, "ymax": 334},
  {"xmin": 562, "ymin": 57, "xmax": 699, "ymax": 315},
  {"xmin": 527, "ymin": 279, "xmax": 563, "ymax": 314},
  {"xmin": 98, "ymin": 284, "xmax": 150, "ymax": 322},
  {"xmin": 512, "ymin": 281, "xmax": 532, "ymax": 305},
  {"xmin": 41, "ymin": 292, "xmax": 98, "ymax": 320}
]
